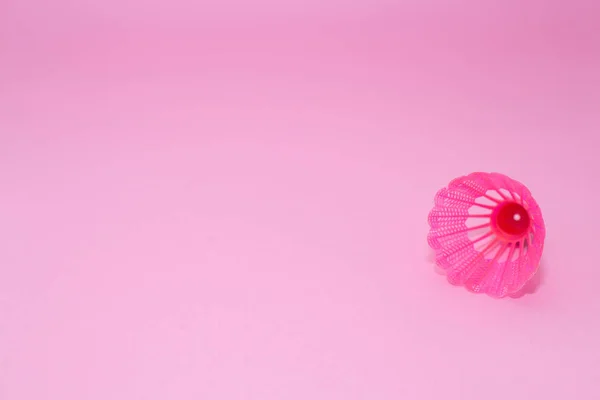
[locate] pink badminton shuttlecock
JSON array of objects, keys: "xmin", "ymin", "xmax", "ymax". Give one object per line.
[{"xmin": 427, "ymin": 172, "xmax": 546, "ymax": 298}]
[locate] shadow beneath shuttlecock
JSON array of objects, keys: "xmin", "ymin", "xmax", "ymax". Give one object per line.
[{"xmin": 509, "ymin": 260, "xmax": 546, "ymax": 299}]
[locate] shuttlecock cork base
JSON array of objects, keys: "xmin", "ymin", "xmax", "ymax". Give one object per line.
[{"xmin": 427, "ymin": 172, "xmax": 546, "ymax": 298}]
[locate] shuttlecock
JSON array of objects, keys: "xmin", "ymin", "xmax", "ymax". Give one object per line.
[{"xmin": 428, "ymin": 172, "xmax": 546, "ymax": 298}]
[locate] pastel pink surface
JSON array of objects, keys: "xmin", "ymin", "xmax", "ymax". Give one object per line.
[{"xmin": 1, "ymin": 1, "xmax": 600, "ymax": 400}]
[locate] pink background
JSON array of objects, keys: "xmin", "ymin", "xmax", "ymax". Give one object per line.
[{"xmin": 1, "ymin": 1, "xmax": 600, "ymax": 399}]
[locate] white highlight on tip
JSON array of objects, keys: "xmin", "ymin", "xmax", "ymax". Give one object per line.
[{"xmin": 513, "ymin": 213, "xmax": 521, "ymax": 221}]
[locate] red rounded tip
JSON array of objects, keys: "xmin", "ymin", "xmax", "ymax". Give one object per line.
[{"xmin": 493, "ymin": 202, "xmax": 531, "ymax": 239}]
